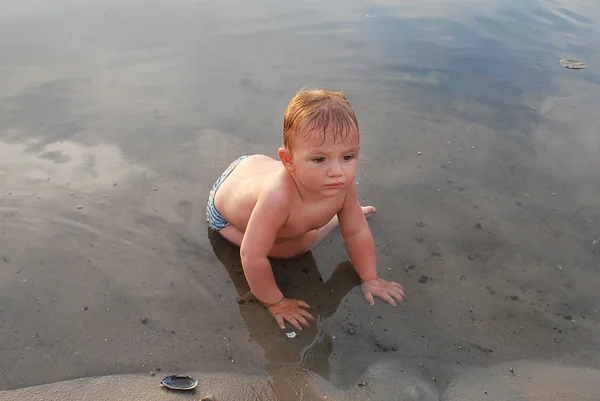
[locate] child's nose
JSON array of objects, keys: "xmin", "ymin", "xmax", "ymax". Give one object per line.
[{"xmin": 329, "ymin": 162, "xmax": 343, "ymax": 177}]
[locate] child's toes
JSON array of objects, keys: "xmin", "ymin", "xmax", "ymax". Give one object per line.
[{"xmin": 361, "ymin": 206, "xmax": 377, "ymax": 216}]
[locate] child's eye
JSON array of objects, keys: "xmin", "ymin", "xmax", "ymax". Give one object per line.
[
  {"xmin": 313, "ymin": 157, "xmax": 326, "ymax": 163},
  {"xmin": 343, "ymin": 155, "xmax": 355, "ymax": 161}
]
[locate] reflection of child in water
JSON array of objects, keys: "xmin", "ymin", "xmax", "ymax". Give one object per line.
[
  {"xmin": 206, "ymin": 88, "xmax": 404, "ymax": 331},
  {"xmin": 208, "ymin": 228, "xmax": 360, "ymax": 375}
]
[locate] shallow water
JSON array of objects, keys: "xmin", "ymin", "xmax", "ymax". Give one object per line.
[{"xmin": 1, "ymin": 0, "xmax": 600, "ymax": 399}]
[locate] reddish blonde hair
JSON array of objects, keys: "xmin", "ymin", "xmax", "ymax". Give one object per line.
[{"xmin": 283, "ymin": 88, "xmax": 359, "ymax": 149}]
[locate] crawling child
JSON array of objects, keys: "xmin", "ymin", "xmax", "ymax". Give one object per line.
[{"xmin": 207, "ymin": 88, "xmax": 405, "ymax": 331}]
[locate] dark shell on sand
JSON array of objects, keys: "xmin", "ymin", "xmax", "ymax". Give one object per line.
[
  {"xmin": 160, "ymin": 375, "xmax": 199, "ymax": 391},
  {"xmin": 559, "ymin": 59, "xmax": 586, "ymax": 69}
]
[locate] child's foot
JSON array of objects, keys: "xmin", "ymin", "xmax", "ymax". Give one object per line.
[
  {"xmin": 362, "ymin": 206, "xmax": 376, "ymax": 217},
  {"xmin": 307, "ymin": 206, "xmax": 377, "ymax": 251}
]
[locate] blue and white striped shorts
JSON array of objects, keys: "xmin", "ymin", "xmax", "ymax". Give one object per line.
[{"xmin": 206, "ymin": 155, "xmax": 249, "ymax": 231}]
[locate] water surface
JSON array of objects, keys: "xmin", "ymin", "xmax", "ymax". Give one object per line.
[{"xmin": 1, "ymin": 0, "xmax": 600, "ymax": 399}]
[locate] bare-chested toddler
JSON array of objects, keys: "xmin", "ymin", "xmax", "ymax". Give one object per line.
[{"xmin": 206, "ymin": 88, "xmax": 405, "ymax": 331}]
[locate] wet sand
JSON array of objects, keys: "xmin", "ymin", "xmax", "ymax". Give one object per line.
[
  {"xmin": 1, "ymin": 0, "xmax": 600, "ymax": 399},
  {"xmin": 3, "ymin": 360, "xmax": 600, "ymax": 400}
]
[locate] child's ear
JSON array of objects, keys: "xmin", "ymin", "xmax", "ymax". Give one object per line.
[{"xmin": 278, "ymin": 147, "xmax": 295, "ymax": 172}]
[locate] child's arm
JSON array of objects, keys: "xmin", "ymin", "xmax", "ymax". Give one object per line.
[
  {"xmin": 240, "ymin": 187, "xmax": 314, "ymax": 330},
  {"xmin": 240, "ymin": 189, "xmax": 287, "ymax": 305},
  {"xmin": 337, "ymin": 183, "xmax": 405, "ymax": 306}
]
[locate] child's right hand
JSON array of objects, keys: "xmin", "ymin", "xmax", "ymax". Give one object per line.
[{"xmin": 267, "ymin": 298, "xmax": 315, "ymax": 331}]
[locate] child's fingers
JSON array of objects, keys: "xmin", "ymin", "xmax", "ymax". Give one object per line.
[
  {"xmin": 380, "ymin": 293, "xmax": 398, "ymax": 307},
  {"xmin": 364, "ymin": 291, "xmax": 375, "ymax": 306},
  {"xmin": 390, "ymin": 289, "xmax": 405, "ymax": 300},
  {"xmin": 284, "ymin": 315, "xmax": 303, "ymax": 331},
  {"xmin": 390, "ymin": 292, "xmax": 404, "ymax": 302},
  {"xmin": 275, "ymin": 315, "xmax": 286, "ymax": 330},
  {"xmin": 297, "ymin": 300, "xmax": 311, "ymax": 309},
  {"xmin": 299, "ymin": 309, "xmax": 316, "ymax": 320},
  {"xmin": 295, "ymin": 314, "xmax": 310, "ymax": 328},
  {"xmin": 391, "ymin": 282, "xmax": 404, "ymax": 291}
]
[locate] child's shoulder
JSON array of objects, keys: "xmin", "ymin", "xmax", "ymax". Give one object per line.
[{"xmin": 259, "ymin": 168, "xmax": 297, "ymax": 204}]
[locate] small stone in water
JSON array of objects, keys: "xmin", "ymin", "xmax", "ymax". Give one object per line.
[
  {"xmin": 82, "ymin": 306, "xmax": 88, "ymax": 311},
  {"xmin": 150, "ymin": 371, "xmax": 155, "ymax": 377},
  {"xmin": 417, "ymin": 151, "xmax": 422, "ymax": 155},
  {"xmin": 112, "ymin": 181, "xmax": 118, "ymax": 186},
  {"xmin": 153, "ymin": 188, "xmax": 157, "ymax": 191},
  {"xmin": 347, "ymin": 327, "xmax": 356, "ymax": 335},
  {"xmin": 416, "ymin": 221, "xmax": 425, "ymax": 227},
  {"xmin": 419, "ymin": 276, "xmax": 429, "ymax": 283},
  {"xmin": 475, "ymin": 223, "xmax": 483, "ymax": 229},
  {"xmin": 285, "ymin": 331, "xmax": 298, "ymax": 339},
  {"xmin": 76, "ymin": 205, "xmax": 83, "ymax": 210},
  {"xmin": 559, "ymin": 59, "xmax": 586, "ymax": 69},
  {"xmin": 141, "ymin": 317, "xmax": 149, "ymax": 324},
  {"xmin": 563, "ymin": 315, "xmax": 573, "ymax": 321},
  {"xmin": 358, "ymin": 379, "xmax": 367, "ymax": 387}
]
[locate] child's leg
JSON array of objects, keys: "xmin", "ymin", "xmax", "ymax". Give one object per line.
[{"xmin": 218, "ymin": 225, "xmax": 245, "ymax": 248}]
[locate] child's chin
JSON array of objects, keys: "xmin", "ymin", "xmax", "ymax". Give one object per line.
[{"xmin": 320, "ymin": 186, "xmax": 344, "ymax": 195}]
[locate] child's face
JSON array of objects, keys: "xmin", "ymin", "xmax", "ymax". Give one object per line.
[{"xmin": 289, "ymin": 129, "xmax": 360, "ymax": 196}]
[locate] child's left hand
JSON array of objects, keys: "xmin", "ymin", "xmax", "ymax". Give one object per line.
[{"xmin": 361, "ymin": 278, "xmax": 405, "ymax": 307}]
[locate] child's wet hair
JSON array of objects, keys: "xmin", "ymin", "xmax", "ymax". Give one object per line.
[{"xmin": 283, "ymin": 88, "xmax": 359, "ymax": 149}]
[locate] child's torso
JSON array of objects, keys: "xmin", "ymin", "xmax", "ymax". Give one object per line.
[{"xmin": 215, "ymin": 155, "xmax": 344, "ymax": 239}]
